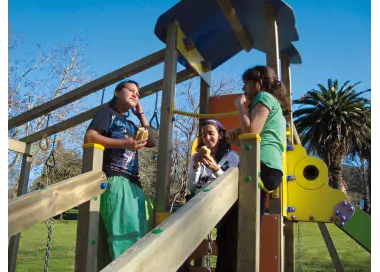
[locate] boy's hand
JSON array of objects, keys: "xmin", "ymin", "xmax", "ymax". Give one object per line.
[{"xmin": 123, "ymin": 138, "xmax": 147, "ymax": 151}]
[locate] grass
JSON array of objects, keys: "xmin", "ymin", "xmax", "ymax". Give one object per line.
[{"xmin": 15, "ymin": 220, "xmax": 370, "ymax": 271}]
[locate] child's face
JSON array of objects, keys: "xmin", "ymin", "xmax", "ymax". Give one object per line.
[
  {"xmin": 242, "ymin": 80, "xmax": 261, "ymax": 100},
  {"xmin": 201, "ymin": 124, "xmax": 220, "ymax": 150},
  {"xmin": 115, "ymin": 83, "xmax": 140, "ymax": 109}
]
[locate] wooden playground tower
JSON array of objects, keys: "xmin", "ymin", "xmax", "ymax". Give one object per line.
[{"xmin": 8, "ymin": 0, "xmax": 370, "ymax": 271}]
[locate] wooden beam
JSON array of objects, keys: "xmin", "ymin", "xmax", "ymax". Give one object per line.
[
  {"xmin": 8, "ymin": 138, "xmax": 33, "ymax": 155},
  {"xmin": 8, "ymin": 49, "xmax": 166, "ymax": 130},
  {"xmin": 216, "ymin": 0, "xmax": 252, "ymax": 52},
  {"xmin": 8, "ymin": 153, "xmax": 32, "ymax": 272},
  {"xmin": 265, "ymin": 4, "xmax": 283, "ymax": 271},
  {"xmin": 8, "ymin": 169, "xmax": 107, "ymax": 237},
  {"xmin": 281, "ymin": 54, "xmax": 293, "ymax": 139},
  {"xmin": 318, "ymin": 223, "xmax": 345, "ymax": 272},
  {"xmin": 264, "ymin": 3, "xmax": 280, "ymax": 75},
  {"xmin": 20, "ymin": 68, "xmax": 196, "ymax": 144},
  {"xmin": 284, "ymin": 222, "xmax": 295, "ymax": 272},
  {"xmin": 155, "ymin": 20, "xmax": 179, "ymax": 213},
  {"xmin": 198, "ymin": 75, "xmax": 211, "ymax": 136},
  {"xmin": 237, "ymin": 134, "xmax": 261, "ymax": 271},
  {"xmin": 101, "ymin": 168, "xmax": 239, "ymax": 272},
  {"xmin": 75, "ymin": 145, "xmax": 105, "ymax": 272}
]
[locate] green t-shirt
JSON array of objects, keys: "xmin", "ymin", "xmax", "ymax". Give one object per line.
[{"xmin": 249, "ymin": 92, "xmax": 286, "ymax": 172}]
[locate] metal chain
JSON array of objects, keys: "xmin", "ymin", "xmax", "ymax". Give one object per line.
[
  {"xmin": 44, "ymin": 218, "xmax": 56, "ymax": 272},
  {"xmin": 206, "ymin": 231, "xmax": 213, "ymax": 272}
]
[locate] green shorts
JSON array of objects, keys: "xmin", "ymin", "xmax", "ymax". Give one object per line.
[{"xmin": 100, "ymin": 176, "xmax": 147, "ymax": 260}]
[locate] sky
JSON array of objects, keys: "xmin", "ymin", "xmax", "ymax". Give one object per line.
[{"xmin": 8, "ymin": 0, "xmax": 371, "ymax": 108}]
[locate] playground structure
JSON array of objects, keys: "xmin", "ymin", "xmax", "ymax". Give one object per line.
[{"xmin": 8, "ymin": 0, "xmax": 370, "ymax": 271}]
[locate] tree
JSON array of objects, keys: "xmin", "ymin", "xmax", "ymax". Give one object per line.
[
  {"xmin": 293, "ymin": 79, "xmax": 370, "ymax": 191},
  {"xmin": 8, "ymin": 29, "xmax": 94, "ymax": 196}
]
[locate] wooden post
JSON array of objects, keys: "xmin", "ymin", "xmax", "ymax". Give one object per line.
[
  {"xmin": 265, "ymin": 4, "xmax": 283, "ymax": 272},
  {"xmin": 198, "ymin": 74, "xmax": 211, "ymax": 136},
  {"xmin": 75, "ymin": 144, "xmax": 104, "ymax": 272},
  {"xmin": 238, "ymin": 133, "xmax": 261, "ymax": 272},
  {"xmin": 281, "ymin": 54, "xmax": 295, "ymax": 272},
  {"xmin": 155, "ymin": 20, "xmax": 179, "ymax": 213},
  {"xmin": 8, "ymin": 150, "xmax": 32, "ymax": 272},
  {"xmin": 318, "ymin": 223, "xmax": 345, "ymax": 272}
]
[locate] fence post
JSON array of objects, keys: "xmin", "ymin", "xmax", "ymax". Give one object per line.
[
  {"xmin": 238, "ymin": 133, "xmax": 261, "ymax": 271},
  {"xmin": 75, "ymin": 143, "xmax": 105, "ymax": 272}
]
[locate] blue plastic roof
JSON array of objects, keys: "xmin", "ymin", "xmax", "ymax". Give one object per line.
[{"xmin": 154, "ymin": 0, "xmax": 302, "ymax": 70}]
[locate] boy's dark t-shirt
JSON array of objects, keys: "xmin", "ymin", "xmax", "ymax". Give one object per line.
[{"xmin": 87, "ymin": 107, "xmax": 141, "ymax": 187}]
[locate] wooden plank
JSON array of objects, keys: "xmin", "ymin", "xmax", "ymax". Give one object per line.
[
  {"xmin": 318, "ymin": 223, "xmax": 345, "ymax": 272},
  {"xmin": 101, "ymin": 168, "xmax": 239, "ymax": 272},
  {"xmin": 20, "ymin": 68, "xmax": 196, "ymax": 144},
  {"xmin": 237, "ymin": 134, "xmax": 261, "ymax": 272},
  {"xmin": 8, "ymin": 49, "xmax": 166, "ymax": 130},
  {"xmin": 260, "ymin": 214, "xmax": 281, "ymax": 272},
  {"xmin": 265, "ymin": 5, "xmax": 283, "ymax": 271},
  {"xmin": 155, "ymin": 20, "xmax": 179, "ymax": 213},
  {"xmin": 284, "ymin": 222, "xmax": 295, "ymax": 272},
  {"xmin": 198, "ymin": 76, "xmax": 211, "ymax": 136},
  {"xmin": 176, "ymin": 26, "xmax": 211, "ymax": 86},
  {"xmin": 264, "ymin": 3, "xmax": 280, "ymax": 75},
  {"xmin": 8, "ymin": 169, "xmax": 107, "ymax": 238},
  {"xmin": 216, "ymin": 0, "xmax": 252, "ymax": 52},
  {"xmin": 281, "ymin": 54, "xmax": 293, "ymax": 138},
  {"xmin": 8, "ymin": 138, "xmax": 33, "ymax": 155},
  {"xmin": 8, "ymin": 153, "xmax": 32, "ymax": 272},
  {"xmin": 75, "ymin": 145, "xmax": 105, "ymax": 272}
]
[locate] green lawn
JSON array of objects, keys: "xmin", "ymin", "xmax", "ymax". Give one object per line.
[{"xmin": 14, "ymin": 220, "xmax": 370, "ymax": 271}]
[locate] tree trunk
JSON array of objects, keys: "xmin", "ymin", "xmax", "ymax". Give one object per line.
[
  {"xmin": 328, "ymin": 159, "xmax": 345, "ymax": 192},
  {"xmin": 368, "ymin": 158, "xmax": 371, "ymax": 214}
]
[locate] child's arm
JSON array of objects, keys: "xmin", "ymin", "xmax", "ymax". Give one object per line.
[
  {"xmin": 235, "ymin": 94, "xmax": 269, "ymax": 134},
  {"xmin": 84, "ymin": 129, "xmax": 147, "ymax": 150}
]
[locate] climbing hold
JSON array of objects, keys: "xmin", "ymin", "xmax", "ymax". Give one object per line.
[
  {"xmin": 245, "ymin": 144, "xmax": 252, "ymax": 151},
  {"xmin": 91, "ymin": 240, "xmax": 96, "ymax": 245},
  {"xmin": 245, "ymin": 176, "xmax": 252, "ymax": 182},
  {"xmin": 287, "ymin": 206, "xmax": 296, "ymax": 212},
  {"xmin": 340, "ymin": 215, "xmax": 346, "ymax": 222},
  {"xmin": 287, "ymin": 137, "xmax": 291, "ymax": 142},
  {"xmin": 172, "ymin": 117, "xmax": 176, "ymax": 122},
  {"xmin": 340, "ymin": 222, "xmax": 345, "ymax": 227},
  {"xmin": 94, "ymin": 196, "xmax": 98, "ymax": 201},
  {"xmin": 348, "ymin": 206, "xmax": 354, "ymax": 212},
  {"xmin": 286, "ymin": 123, "xmax": 290, "ymax": 127},
  {"xmin": 202, "ymin": 188, "xmax": 210, "ymax": 192},
  {"xmin": 258, "ymin": 172, "xmax": 261, "ymax": 177},
  {"xmin": 335, "ymin": 210, "xmax": 340, "ymax": 215},
  {"xmin": 41, "ymin": 187, "xmax": 47, "ymax": 190},
  {"xmin": 101, "ymin": 183, "xmax": 107, "ymax": 189},
  {"xmin": 330, "ymin": 216, "xmax": 335, "ymax": 222},
  {"xmin": 342, "ymin": 201, "xmax": 348, "ymax": 206},
  {"xmin": 287, "ymin": 176, "xmax": 295, "ymax": 181},
  {"xmin": 152, "ymin": 229, "xmax": 163, "ymax": 234},
  {"xmin": 258, "ymin": 182, "xmax": 260, "ymax": 188},
  {"xmin": 291, "ymin": 215, "xmax": 296, "ymax": 220},
  {"xmin": 286, "ymin": 145, "xmax": 295, "ymax": 151},
  {"xmin": 309, "ymin": 216, "xmax": 314, "ymax": 221}
]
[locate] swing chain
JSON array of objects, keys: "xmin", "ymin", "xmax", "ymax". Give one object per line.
[
  {"xmin": 100, "ymin": 87, "xmax": 105, "ymax": 105},
  {"xmin": 206, "ymin": 231, "xmax": 213, "ymax": 272},
  {"xmin": 149, "ymin": 91, "xmax": 160, "ymax": 130},
  {"xmin": 44, "ymin": 218, "xmax": 56, "ymax": 272}
]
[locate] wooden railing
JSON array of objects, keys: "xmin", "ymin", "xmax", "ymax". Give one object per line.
[{"xmin": 8, "ymin": 169, "xmax": 107, "ymax": 237}]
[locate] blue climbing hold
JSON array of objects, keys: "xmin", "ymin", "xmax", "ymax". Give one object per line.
[{"xmin": 101, "ymin": 182, "xmax": 107, "ymax": 189}]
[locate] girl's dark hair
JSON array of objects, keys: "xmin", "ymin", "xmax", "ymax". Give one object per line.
[
  {"xmin": 196, "ymin": 120, "xmax": 230, "ymax": 163},
  {"xmin": 242, "ymin": 66, "xmax": 291, "ymax": 116},
  {"xmin": 108, "ymin": 80, "xmax": 140, "ymax": 110}
]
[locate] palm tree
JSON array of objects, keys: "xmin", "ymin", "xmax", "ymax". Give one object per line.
[{"xmin": 293, "ymin": 79, "xmax": 370, "ymax": 191}]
